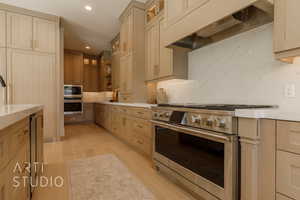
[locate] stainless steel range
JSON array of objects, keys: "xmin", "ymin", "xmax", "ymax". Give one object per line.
[{"xmin": 151, "ymin": 104, "xmax": 275, "ymax": 200}]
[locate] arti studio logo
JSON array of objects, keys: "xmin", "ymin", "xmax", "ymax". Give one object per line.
[{"xmin": 13, "ymin": 162, "xmax": 64, "ymax": 188}]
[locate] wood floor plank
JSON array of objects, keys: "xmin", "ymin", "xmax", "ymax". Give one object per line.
[{"xmin": 32, "ymin": 123, "xmax": 195, "ymax": 200}]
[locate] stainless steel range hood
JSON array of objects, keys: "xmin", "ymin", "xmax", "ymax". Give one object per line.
[{"xmin": 171, "ymin": 0, "xmax": 274, "ymax": 50}]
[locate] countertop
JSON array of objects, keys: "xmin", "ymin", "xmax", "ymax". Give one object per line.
[
  {"xmin": 95, "ymin": 101, "xmax": 157, "ymax": 108},
  {"xmin": 0, "ymin": 104, "xmax": 43, "ymax": 130},
  {"xmin": 235, "ymin": 108, "xmax": 300, "ymax": 122}
]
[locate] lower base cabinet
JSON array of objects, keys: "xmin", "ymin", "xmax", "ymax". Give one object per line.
[{"xmin": 96, "ymin": 104, "xmax": 152, "ymax": 157}]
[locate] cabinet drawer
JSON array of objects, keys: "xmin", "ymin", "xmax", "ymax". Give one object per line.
[
  {"xmin": 277, "ymin": 121, "xmax": 300, "ymax": 154},
  {"xmin": 131, "ymin": 134, "xmax": 152, "ymax": 156},
  {"xmin": 132, "ymin": 118, "xmax": 152, "ymax": 139},
  {"xmin": 276, "ymin": 193, "xmax": 293, "ymax": 200},
  {"xmin": 277, "ymin": 151, "xmax": 300, "ymax": 199},
  {"xmin": 129, "ymin": 107, "xmax": 152, "ymax": 120}
]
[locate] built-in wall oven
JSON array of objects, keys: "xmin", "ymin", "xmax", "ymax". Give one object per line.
[{"xmin": 64, "ymin": 85, "xmax": 83, "ymax": 115}]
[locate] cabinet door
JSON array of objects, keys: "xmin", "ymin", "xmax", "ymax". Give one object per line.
[
  {"xmin": 159, "ymin": 17, "xmax": 173, "ymax": 78},
  {"xmin": 7, "ymin": 12, "xmax": 33, "ymax": 50},
  {"xmin": 64, "ymin": 52, "xmax": 83, "ymax": 85},
  {"xmin": 127, "ymin": 11, "xmax": 134, "ymax": 55},
  {"xmin": 111, "ymin": 52, "xmax": 120, "ymax": 89},
  {"xmin": 120, "ymin": 55, "xmax": 133, "ymax": 94},
  {"xmin": 274, "ymin": 0, "xmax": 300, "ymax": 52},
  {"xmin": 165, "ymin": 0, "xmax": 186, "ymax": 26},
  {"xmin": 120, "ymin": 16, "xmax": 128, "ymax": 57},
  {"xmin": 277, "ymin": 151, "xmax": 300, "ymax": 199},
  {"xmin": 0, "ymin": 48, "xmax": 6, "ymax": 105},
  {"xmin": 145, "ymin": 23, "xmax": 160, "ymax": 81},
  {"xmin": 0, "ymin": 11, "xmax": 6, "ymax": 47},
  {"xmin": 33, "ymin": 18, "xmax": 56, "ymax": 53},
  {"xmin": 7, "ymin": 50, "xmax": 57, "ymax": 141}
]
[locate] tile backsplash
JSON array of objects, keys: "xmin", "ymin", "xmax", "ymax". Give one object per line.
[{"xmin": 158, "ymin": 24, "xmax": 300, "ymax": 112}]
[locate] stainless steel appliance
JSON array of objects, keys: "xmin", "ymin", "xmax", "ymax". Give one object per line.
[
  {"xmin": 64, "ymin": 85, "xmax": 83, "ymax": 98},
  {"xmin": 64, "ymin": 85, "xmax": 83, "ymax": 115},
  {"xmin": 152, "ymin": 104, "xmax": 275, "ymax": 200},
  {"xmin": 29, "ymin": 114, "xmax": 38, "ymax": 199}
]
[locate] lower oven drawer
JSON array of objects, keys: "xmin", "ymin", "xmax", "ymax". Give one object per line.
[{"xmin": 64, "ymin": 102, "xmax": 83, "ymax": 114}]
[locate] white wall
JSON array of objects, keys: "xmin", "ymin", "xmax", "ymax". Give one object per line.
[{"xmin": 158, "ymin": 24, "xmax": 300, "ymax": 112}]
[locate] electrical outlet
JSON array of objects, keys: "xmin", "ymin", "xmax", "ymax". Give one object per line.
[{"xmin": 285, "ymin": 84, "xmax": 296, "ymax": 98}]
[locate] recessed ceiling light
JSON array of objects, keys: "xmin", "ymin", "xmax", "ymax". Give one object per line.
[
  {"xmin": 85, "ymin": 46, "xmax": 91, "ymax": 50},
  {"xmin": 85, "ymin": 5, "xmax": 92, "ymax": 11}
]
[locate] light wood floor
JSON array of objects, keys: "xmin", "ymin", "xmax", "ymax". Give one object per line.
[{"xmin": 32, "ymin": 123, "xmax": 195, "ymax": 200}]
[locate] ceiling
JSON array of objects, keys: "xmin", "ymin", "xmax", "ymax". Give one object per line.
[{"xmin": 0, "ymin": 0, "xmax": 147, "ymax": 54}]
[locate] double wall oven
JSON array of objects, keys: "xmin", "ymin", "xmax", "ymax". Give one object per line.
[
  {"xmin": 64, "ymin": 85, "xmax": 83, "ymax": 115},
  {"xmin": 152, "ymin": 104, "xmax": 275, "ymax": 200}
]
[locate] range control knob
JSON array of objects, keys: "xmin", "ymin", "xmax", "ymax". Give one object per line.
[
  {"xmin": 164, "ymin": 112, "xmax": 170, "ymax": 118},
  {"xmin": 191, "ymin": 115, "xmax": 201, "ymax": 124},
  {"xmin": 219, "ymin": 119, "xmax": 226, "ymax": 128},
  {"xmin": 206, "ymin": 119, "xmax": 213, "ymax": 127}
]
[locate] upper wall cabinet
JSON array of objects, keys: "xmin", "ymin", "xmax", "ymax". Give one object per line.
[
  {"xmin": 0, "ymin": 11, "xmax": 6, "ymax": 47},
  {"xmin": 120, "ymin": 10, "xmax": 133, "ymax": 57},
  {"xmin": 7, "ymin": 12, "xmax": 56, "ymax": 53},
  {"xmin": 274, "ymin": 0, "xmax": 300, "ymax": 63},
  {"xmin": 64, "ymin": 50, "xmax": 83, "ymax": 85},
  {"xmin": 33, "ymin": 18, "xmax": 56, "ymax": 53},
  {"xmin": 163, "ymin": 0, "xmax": 257, "ymax": 47},
  {"xmin": 7, "ymin": 12, "xmax": 33, "ymax": 50}
]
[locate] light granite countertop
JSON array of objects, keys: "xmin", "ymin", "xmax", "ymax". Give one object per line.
[
  {"xmin": 235, "ymin": 108, "xmax": 300, "ymax": 122},
  {"xmin": 0, "ymin": 104, "xmax": 43, "ymax": 130},
  {"xmin": 95, "ymin": 101, "xmax": 157, "ymax": 108}
]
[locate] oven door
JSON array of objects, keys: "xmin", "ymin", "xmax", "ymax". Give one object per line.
[
  {"xmin": 64, "ymin": 100, "xmax": 83, "ymax": 115},
  {"xmin": 64, "ymin": 85, "xmax": 83, "ymax": 97},
  {"xmin": 152, "ymin": 120, "xmax": 238, "ymax": 200}
]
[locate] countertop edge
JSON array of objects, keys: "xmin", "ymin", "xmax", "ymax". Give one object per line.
[
  {"xmin": 0, "ymin": 105, "xmax": 43, "ymax": 130},
  {"xmin": 92, "ymin": 101, "xmax": 157, "ymax": 108}
]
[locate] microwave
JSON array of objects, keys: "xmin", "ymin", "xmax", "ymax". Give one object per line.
[{"xmin": 64, "ymin": 85, "xmax": 83, "ymax": 98}]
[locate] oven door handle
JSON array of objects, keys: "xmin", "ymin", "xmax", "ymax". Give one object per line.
[{"xmin": 151, "ymin": 120, "xmax": 232, "ymax": 143}]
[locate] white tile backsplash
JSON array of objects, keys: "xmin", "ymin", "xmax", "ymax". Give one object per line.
[{"xmin": 158, "ymin": 24, "xmax": 300, "ymax": 112}]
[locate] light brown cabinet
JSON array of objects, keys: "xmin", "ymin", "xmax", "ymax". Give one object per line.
[
  {"xmin": 99, "ymin": 51, "xmax": 112, "ymax": 91},
  {"xmin": 7, "ymin": 12, "xmax": 33, "ymax": 50},
  {"xmin": 119, "ymin": 1, "xmax": 147, "ymax": 102},
  {"xmin": 120, "ymin": 55, "xmax": 133, "ymax": 94},
  {"xmin": 277, "ymin": 151, "xmax": 300, "ymax": 200},
  {"xmin": 111, "ymin": 35, "xmax": 121, "ymax": 90},
  {"xmin": 0, "ymin": 48, "xmax": 6, "ymax": 105},
  {"xmin": 64, "ymin": 50, "xmax": 83, "ymax": 85},
  {"xmin": 33, "ymin": 18, "xmax": 56, "ymax": 53},
  {"xmin": 83, "ymin": 55, "xmax": 100, "ymax": 92},
  {"xmin": 274, "ymin": 0, "xmax": 300, "ymax": 63},
  {"xmin": 0, "ymin": 10, "xmax": 6, "ymax": 47},
  {"xmin": 0, "ymin": 115, "xmax": 43, "ymax": 200},
  {"xmin": 145, "ymin": 13, "xmax": 188, "ymax": 81},
  {"xmin": 6, "ymin": 12, "xmax": 56, "ymax": 53},
  {"xmin": 97, "ymin": 104, "xmax": 153, "ymax": 157}
]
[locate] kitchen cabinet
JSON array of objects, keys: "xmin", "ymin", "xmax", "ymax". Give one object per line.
[
  {"xmin": 145, "ymin": 21, "xmax": 160, "ymax": 80},
  {"xmin": 0, "ymin": 10, "xmax": 6, "ymax": 47},
  {"xmin": 36, "ymin": 111, "xmax": 44, "ymax": 175},
  {"xmin": 95, "ymin": 104, "xmax": 111, "ymax": 131},
  {"xmin": 83, "ymin": 55, "xmax": 100, "ymax": 92},
  {"xmin": 274, "ymin": 0, "xmax": 300, "ymax": 63},
  {"xmin": 145, "ymin": 12, "xmax": 188, "ymax": 81},
  {"xmin": 120, "ymin": 11, "xmax": 133, "ymax": 57},
  {"xmin": 97, "ymin": 104, "xmax": 152, "ymax": 157},
  {"xmin": 99, "ymin": 51, "xmax": 112, "ymax": 92},
  {"xmin": 7, "ymin": 49, "xmax": 56, "ymax": 141},
  {"xmin": 33, "ymin": 18, "xmax": 56, "ymax": 53},
  {"xmin": 111, "ymin": 35, "xmax": 121, "ymax": 90},
  {"xmin": 64, "ymin": 50, "xmax": 83, "ymax": 85},
  {"xmin": 120, "ymin": 55, "xmax": 133, "ymax": 94},
  {"xmin": 119, "ymin": 1, "xmax": 147, "ymax": 102},
  {"xmin": 163, "ymin": 0, "xmax": 258, "ymax": 47},
  {"xmin": 7, "ymin": 12, "xmax": 33, "ymax": 50}
]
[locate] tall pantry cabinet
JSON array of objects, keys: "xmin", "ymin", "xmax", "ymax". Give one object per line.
[
  {"xmin": 119, "ymin": 1, "xmax": 147, "ymax": 102},
  {"xmin": 0, "ymin": 3, "xmax": 61, "ymax": 142}
]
